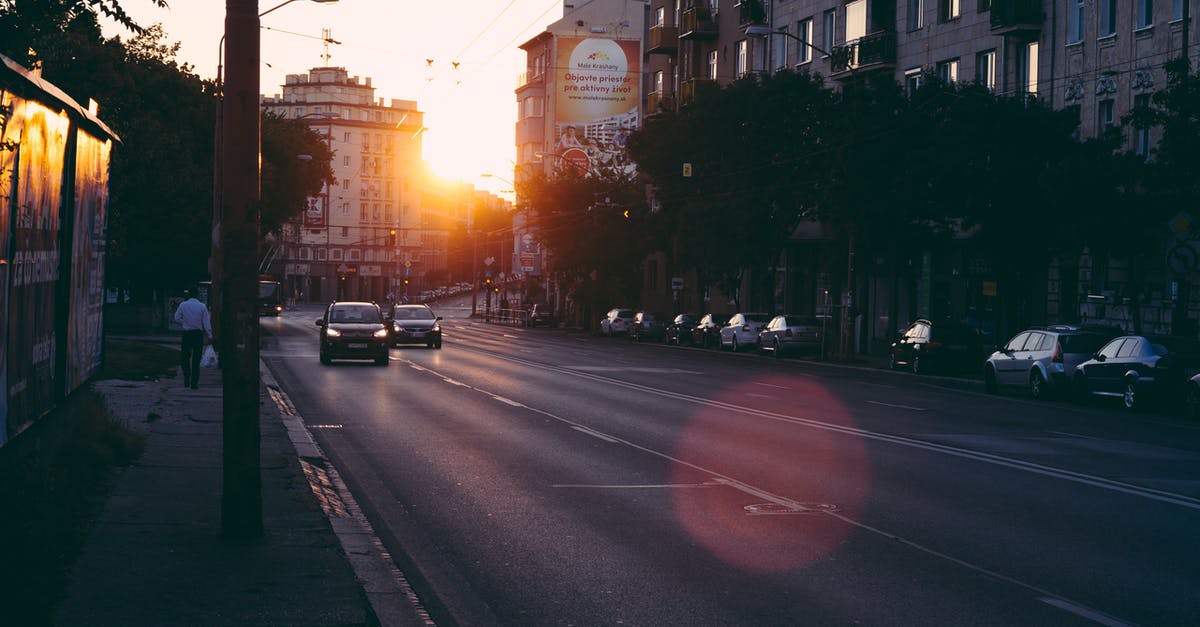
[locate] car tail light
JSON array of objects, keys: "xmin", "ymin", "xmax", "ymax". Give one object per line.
[{"xmin": 1052, "ymin": 341, "xmax": 1063, "ymax": 363}]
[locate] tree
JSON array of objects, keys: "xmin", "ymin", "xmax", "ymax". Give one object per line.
[{"xmin": 260, "ymin": 111, "xmax": 336, "ymax": 235}]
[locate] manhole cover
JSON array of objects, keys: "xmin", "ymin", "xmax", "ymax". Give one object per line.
[{"xmin": 744, "ymin": 502, "xmax": 838, "ymax": 516}]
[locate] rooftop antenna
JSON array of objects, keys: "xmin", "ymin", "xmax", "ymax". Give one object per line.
[{"xmin": 321, "ymin": 28, "xmax": 334, "ymax": 64}]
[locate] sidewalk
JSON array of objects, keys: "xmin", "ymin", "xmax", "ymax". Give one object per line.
[{"xmin": 54, "ymin": 345, "xmax": 426, "ymax": 626}]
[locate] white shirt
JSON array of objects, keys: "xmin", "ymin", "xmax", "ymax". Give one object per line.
[{"xmin": 174, "ymin": 298, "xmax": 212, "ymax": 337}]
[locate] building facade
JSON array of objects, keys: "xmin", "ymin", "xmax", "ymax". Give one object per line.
[{"xmin": 261, "ymin": 67, "xmax": 426, "ymax": 303}]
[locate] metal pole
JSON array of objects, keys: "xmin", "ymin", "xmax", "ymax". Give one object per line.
[{"xmin": 220, "ymin": 0, "xmax": 262, "ymax": 539}]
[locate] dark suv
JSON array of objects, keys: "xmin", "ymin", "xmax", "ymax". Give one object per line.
[
  {"xmin": 317, "ymin": 301, "xmax": 390, "ymax": 365},
  {"xmin": 984, "ymin": 324, "xmax": 1121, "ymax": 398}
]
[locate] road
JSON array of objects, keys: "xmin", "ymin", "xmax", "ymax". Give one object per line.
[{"xmin": 261, "ymin": 299, "xmax": 1200, "ymax": 626}]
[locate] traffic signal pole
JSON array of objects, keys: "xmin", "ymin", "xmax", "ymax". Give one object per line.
[{"xmin": 219, "ymin": 0, "xmax": 263, "ymax": 539}]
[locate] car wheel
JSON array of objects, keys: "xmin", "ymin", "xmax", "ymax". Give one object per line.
[
  {"xmin": 731, "ymin": 337, "xmax": 739, "ymax": 352},
  {"xmin": 376, "ymin": 355, "xmax": 389, "ymax": 366},
  {"xmin": 984, "ymin": 367, "xmax": 998, "ymax": 394},
  {"xmin": 911, "ymin": 353, "xmax": 922, "ymax": 375},
  {"xmin": 1123, "ymin": 380, "xmax": 1138, "ymax": 410},
  {"xmin": 434, "ymin": 340, "xmax": 442, "ymax": 349},
  {"xmin": 1029, "ymin": 371, "xmax": 1045, "ymax": 399},
  {"xmin": 774, "ymin": 338, "xmax": 783, "ymax": 359}
]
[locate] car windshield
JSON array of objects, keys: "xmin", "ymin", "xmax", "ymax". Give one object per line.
[
  {"xmin": 617, "ymin": 310, "xmax": 635, "ymax": 318},
  {"xmin": 330, "ymin": 305, "xmax": 381, "ymax": 323},
  {"xmin": 394, "ymin": 307, "xmax": 435, "ymax": 320}
]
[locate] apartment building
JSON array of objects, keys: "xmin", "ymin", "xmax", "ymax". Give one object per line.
[{"xmin": 261, "ymin": 66, "xmax": 426, "ymax": 303}]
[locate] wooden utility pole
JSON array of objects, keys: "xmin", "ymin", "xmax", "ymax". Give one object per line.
[{"xmin": 219, "ymin": 0, "xmax": 263, "ymax": 539}]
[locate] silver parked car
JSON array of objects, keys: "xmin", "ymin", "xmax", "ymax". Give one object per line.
[
  {"xmin": 983, "ymin": 324, "xmax": 1119, "ymax": 399},
  {"xmin": 758, "ymin": 315, "xmax": 825, "ymax": 358},
  {"xmin": 719, "ymin": 313, "xmax": 771, "ymax": 352},
  {"xmin": 600, "ymin": 308, "xmax": 635, "ymax": 336}
]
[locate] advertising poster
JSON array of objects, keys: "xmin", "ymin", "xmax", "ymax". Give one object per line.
[
  {"xmin": 66, "ymin": 132, "xmax": 111, "ymax": 391},
  {"xmin": 554, "ymin": 36, "xmax": 640, "ymax": 177},
  {"xmin": 6, "ymin": 100, "xmax": 69, "ymax": 441},
  {"xmin": 304, "ymin": 187, "xmax": 328, "ymax": 228}
]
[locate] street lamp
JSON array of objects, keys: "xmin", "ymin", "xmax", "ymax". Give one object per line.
[{"xmin": 745, "ymin": 24, "xmax": 859, "ymax": 356}]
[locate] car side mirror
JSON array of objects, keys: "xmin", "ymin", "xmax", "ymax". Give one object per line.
[
  {"xmin": 1095, "ymin": 353, "xmax": 1106, "ymax": 362},
  {"xmin": 315, "ymin": 319, "xmax": 325, "ymax": 327},
  {"xmin": 436, "ymin": 316, "xmax": 443, "ymax": 321}
]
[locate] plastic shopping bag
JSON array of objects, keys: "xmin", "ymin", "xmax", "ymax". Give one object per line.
[{"xmin": 200, "ymin": 345, "xmax": 218, "ymax": 368}]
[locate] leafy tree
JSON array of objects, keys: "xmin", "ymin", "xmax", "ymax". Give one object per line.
[
  {"xmin": 260, "ymin": 111, "xmax": 336, "ymax": 235},
  {"xmin": 0, "ymin": 0, "xmax": 162, "ymax": 70}
]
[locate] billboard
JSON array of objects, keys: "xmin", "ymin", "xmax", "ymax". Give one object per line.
[
  {"xmin": 304, "ymin": 188, "xmax": 328, "ymax": 228},
  {"xmin": 554, "ymin": 36, "xmax": 640, "ymax": 177}
]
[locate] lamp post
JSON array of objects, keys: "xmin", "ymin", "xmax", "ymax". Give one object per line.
[
  {"xmin": 746, "ymin": 24, "xmax": 859, "ymax": 357},
  {"xmin": 216, "ymin": 0, "xmax": 338, "ymax": 540}
]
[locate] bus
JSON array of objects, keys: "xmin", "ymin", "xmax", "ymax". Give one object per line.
[{"xmin": 258, "ymin": 278, "xmax": 283, "ymax": 316}]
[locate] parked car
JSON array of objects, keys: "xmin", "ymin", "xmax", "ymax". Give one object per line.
[
  {"xmin": 388, "ymin": 303, "xmax": 443, "ymax": 349},
  {"xmin": 758, "ymin": 315, "xmax": 825, "ymax": 358},
  {"xmin": 1073, "ymin": 334, "xmax": 1200, "ymax": 410},
  {"xmin": 526, "ymin": 303, "xmax": 554, "ymax": 327},
  {"xmin": 983, "ymin": 324, "xmax": 1120, "ymax": 398},
  {"xmin": 665, "ymin": 313, "xmax": 698, "ymax": 346},
  {"xmin": 692, "ymin": 313, "xmax": 731, "ymax": 349},
  {"xmin": 889, "ymin": 318, "xmax": 983, "ymax": 375},
  {"xmin": 600, "ymin": 308, "xmax": 635, "ymax": 336},
  {"xmin": 316, "ymin": 301, "xmax": 390, "ymax": 365},
  {"xmin": 629, "ymin": 311, "xmax": 667, "ymax": 342},
  {"xmin": 719, "ymin": 313, "xmax": 771, "ymax": 352}
]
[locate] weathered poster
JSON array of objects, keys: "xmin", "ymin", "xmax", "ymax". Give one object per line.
[
  {"xmin": 554, "ymin": 37, "xmax": 640, "ymax": 177},
  {"xmin": 66, "ymin": 132, "xmax": 111, "ymax": 391}
]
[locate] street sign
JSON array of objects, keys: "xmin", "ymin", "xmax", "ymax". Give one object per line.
[
  {"xmin": 1168, "ymin": 242, "xmax": 1198, "ymax": 275},
  {"xmin": 671, "ymin": 277, "xmax": 684, "ymax": 290}
]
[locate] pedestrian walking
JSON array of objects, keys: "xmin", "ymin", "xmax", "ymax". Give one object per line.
[{"xmin": 173, "ymin": 289, "xmax": 212, "ymax": 389}]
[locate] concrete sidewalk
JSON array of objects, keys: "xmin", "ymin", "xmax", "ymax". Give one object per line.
[{"xmin": 54, "ymin": 345, "xmax": 427, "ymax": 626}]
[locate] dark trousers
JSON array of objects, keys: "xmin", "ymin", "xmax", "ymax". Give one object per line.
[{"xmin": 180, "ymin": 330, "xmax": 205, "ymax": 387}]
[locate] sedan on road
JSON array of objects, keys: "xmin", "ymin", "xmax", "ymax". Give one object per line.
[
  {"xmin": 719, "ymin": 313, "xmax": 771, "ymax": 352},
  {"xmin": 691, "ymin": 313, "xmax": 731, "ymax": 349},
  {"xmin": 600, "ymin": 308, "xmax": 635, "ymax": 337},
  {"xmin": 389, "ymin": 304, "xmax": 443, "ymax": 349},
  {"xmin": 890, "ymin": 318, "xmax": 983, "ymax": 375},
  {"xmin": 317, "ymin": 301, "xmax": 390, "ymax": 365},
  {"xmin": 758, "ymin": 315, "xmax": 825, "ymax": 358},
  {"xmin": 665, "ymin": 313, "xmax": 698, "ymax": 345},
  {"xmin": 1073, "ymin": 334, "xmax": 1200, "ymax": 410}
]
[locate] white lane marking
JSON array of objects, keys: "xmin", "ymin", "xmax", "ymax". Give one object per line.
[
  {"xmin": 866, "ymin": 400, "xmax": 928, "ymax": 412},
  {"xmin": 552, "ymin": 483, "xmax": 718, "ymax": 489},
  {"xmin": 858, "ymin": 381, "xmax": 897, "ymax": 389},
  {"xmin": 746, "ymin": 393, "xmax": 776, "ymax": 399},
  {"xmin": 503, "ymin": 334, "xmax": 519, "ymax": 339},
  {"xmin": 449, "ymin": 345, "xmax": 1200, "ymax": 512},
  {"xmin": 1039, "ymin": 597, "xmax": 1133, "ymax": 627},
  {"xmin": 492, "ymin": 395, "xmax": 524, "ymax": 407},
  {"xmin": 567, "ymin": 366, "xmax": 705, "ymax": 374},
  {"xmin": 570, "ymin": 426, "xmax": 620, "ymax": 443},
  {"xmin": 443, "ymin": 378, "xmax": 468, "ymax": 387},
  {"xmin": 753, "ymin": 382, "xmax": 792, "ymax": 390}
]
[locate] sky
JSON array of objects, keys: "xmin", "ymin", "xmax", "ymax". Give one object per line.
[{"xmin": 102, "ymin": 0, "xmax": 567, "ymax": 198}]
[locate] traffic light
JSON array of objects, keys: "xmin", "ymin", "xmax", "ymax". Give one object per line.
[
  {"xmin": 484, "ymin": 277, "xmax": 492, "ymax": 286},
  {"xmin": 389, "ymin": 228, "xmax": 396, "ymax": 245},
  {"xmin": 403, "ymin": 278, "xmax": 409, "ymax": 286}
]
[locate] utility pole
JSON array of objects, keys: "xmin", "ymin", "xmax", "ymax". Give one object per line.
[{"xmin": 219, "ymin": 0, "xmax": 263, "ymax": 539}]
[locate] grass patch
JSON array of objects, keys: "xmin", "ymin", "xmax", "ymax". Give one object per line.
[
  {"xmin": 0, "ymin": 338, "xmax": 161, "ymax": 623},
  {"xmin": 99, "ymin": 337, "xmax": 180, "ymax": 380}
]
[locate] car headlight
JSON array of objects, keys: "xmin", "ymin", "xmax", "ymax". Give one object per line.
[
  {"xmin": 325, "ymin": 328, "xmax": 342, "ymax": 338},
  {"xmin": 373, "ymin": 328, "xmax": 390, "ymax": 339},
  {"xmin": 432, "ymin": 324, "xmax": 440, "ymax": 332}
]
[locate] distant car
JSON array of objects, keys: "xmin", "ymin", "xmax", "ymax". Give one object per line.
[
  {"xmin": 758, "ymin": 315, "xmax": 824, "ymax": 358},
  {"xmin": 629, "ymin": 311, "xmax": 667, "ymax": 342},
  {"xmin": 691, "ymin": 313, "xmax": 731, "ymax": 349},
  {"xmin": 665, "ymin": 313, "xmax": 698, "ymax": 346},
  {"xmin": 719, "ymin": 313, "xmax": 771, "ymax": 352},
  {"xmin": 1073, "ymin": 334, "xmax": 1200, "ymax": 410},
  {"xmin": 526, "ymin": 303, "xmax": 554, "ymax": 327},
  {"xmin": 600, "ymin": 308, "xmax": 635, "ymax": 336},
  {"xmin": 889, "ymin": 318, "xmax": 983, "ymax": 375},
  {"xmin": 983, "ymin": 324, "xmax": 1120, "ymax": 398},
  {"xmin": 317, "ymin": 301, "xmax": 390, "ymax": 365},
  {"xmin": 388, "ymin": 303, "xmax": 442, "ymax": 349}
]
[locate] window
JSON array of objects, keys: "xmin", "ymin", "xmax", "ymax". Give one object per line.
[
  {"xmin": 343, "ymin": 156, "xmax": 350, "ymax": 166},
  {"xmin": 1117, "ymin": 339, "xmax": 1140, "ymax": 358},
  {"xmin": 1175, "ymin": 0, "xmax": 1184, "ymax": 20},
  {"xmin": 938, "ymin": 58, "xmax": 959, "ymax": 84},
  {"xmin": 905, "ymin": 67, "xmax": 923, "ymax": 96},
  {"xmin": 655, "ymin": 6, "xmax": 665, "ymax": 27},
  {"xmin": 1023, "ymin": 42, "xmax": 1039, "ymax": 97},
  {"xmin": 976, "ymin": 50, "xmax": 996, "ymax": 92},
  {"xmin": 1134, "ymin": 93, "xmax": 1151, "ymax": 157},
  {"xmin": 1098, "ymin": 99, "xmax": 1115, "ymax": 135},
  {"xmin": 708, "ymin": 50, "xmax": 718, "ymax": 80},
  {"xmin": 674, "ymin": 0, "xmax": 681, "ymax": 26},
  {"xmin": 797, "ymin": 18, "xmax": 813, "ymax": 64},
  {"xmin": 1100, "ymin": 0, "xmax": 1117, "ymax": 36},
  {"xmin": 908, "ymin": 0, "xmax": 924, "ymax": 31},
  {"xmin": 822, "ymin": 10, "xmax": 836, "ymax": 54},
  {"xmin": 940, "ymin": 0, "xmax": 960, "ymax": 22},
  {"xmin": 773, "ymin": 28, "xmax": 788, "ymax": 69},
  {"xmin": 1069, "ymin": 0, "xmax": 1084, "ymax": 42},
  {"xmin": 343, "ymin": 131, "xmax": 350, "ymax": 143},
  {"xmin": 978, "ymin": 0, "xmax": 991, "ymax": 11},
  {"xmin": 736, "ymin": 40, "xmax": 749, "ymax": 77},
  {"xmin": 360, "ymin": 203, "xmax": 368, "ymax": 221},
  {"xmin": 331, "ymin": 247, "xmax": 343, "ymax": 259},
  {"xmin": 1137, "ymin": 0, "xmax": 1153, "ymax": 28},
  {"xmin": 653, "ymin": 70, "xmax": 664, "ymax": 94}
]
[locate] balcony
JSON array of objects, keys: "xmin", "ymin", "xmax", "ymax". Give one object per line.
[
  {"xmin": 648, "ymin": 25, "xmax": 679, "ymax": 54},
  {"xmin": 681, "ymin": 78, "xmax": 718, "ymax": 105},
  {"xmin": 830, "ymin": 31, "xmax": 897, "ymax": 79},
  {"xmin": 681, "ymin": 7, "xmax": 717, "ymax": 39},
  {"xmin": 737, "ymin": 0, "xmax": 766, "ymax": 28},
  {"xmin": 990, "ymin": 0, "xmax": 1043, "ymax": 36}
]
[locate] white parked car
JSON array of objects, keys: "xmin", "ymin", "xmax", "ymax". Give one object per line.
[
  {"xmin": 719, "ymin": 313, "xmax": 771, "ymax": 352},
  {"xmin": 600, "ymin": 308, "xmax": 635, "ymax": 336}
]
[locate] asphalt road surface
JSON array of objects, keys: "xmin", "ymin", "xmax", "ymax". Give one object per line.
[{"xmin": 262, "ymin": 299, "xmax": 1200, "ymax": 626}]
